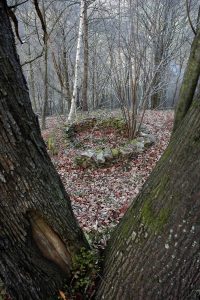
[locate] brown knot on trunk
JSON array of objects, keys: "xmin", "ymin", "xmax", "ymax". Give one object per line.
[{"xmin": 28, "ymin": 210, "xmax": 72, "ymax": 275}]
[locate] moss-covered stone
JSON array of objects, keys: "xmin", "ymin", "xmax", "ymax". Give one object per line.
[
  {"xmin": 74, "ymin": 157, "xmax": 92, "ymax": 168},
  {"xmin": 74, "ymin": 118, "xmax": 97, "ymax": 132},
  {"xmin": 130, "ymin": 139, "xmax": 138, "ymax": 145},
  {"xmin": 111, "ymin": 148, "xmax": 120, "ymax": 158},
  {"xmin": 99, "ymin": 117, "xmax": 126, "ymax": 132}
]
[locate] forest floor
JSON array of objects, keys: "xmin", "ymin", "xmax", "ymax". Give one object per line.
[{"xmin": 42, "ymin": 109, "xmax": 174, "ymax": 248}]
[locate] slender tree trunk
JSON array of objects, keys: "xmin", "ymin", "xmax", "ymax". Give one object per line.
[
  {"xmin": 82, "ymin": 1, "xmax": 89, "ymax": 112},
  {"xmin": 173, "ymin": 27, "xmax": 200, "ymax": 131},
  {"xmin": 151, "ymin": 45, "xmax": 164, "ymax": 109},
  {"xmin": 97, "ymin": 92, "xmax": 200, "ymax": 299},
  {"xmin": 0, "ymin": 3, "xmax": 88, "ymax": 299},
  {"xmin": 41, "ymin": 36, "xmax": 48, "ymax": 130},
  {"xmin": 151, "ymin": 76, "xmax": 162, "ymax": 108},
  {"xmin": 63, "ymin": 47, "xmax": 71, "ymax": 112},
  {"xmin": 24, "ymin": 22, "xmax": 37, "ymax": 113},
  {"xmin": 171, "ymin": 55, "xmax": 184, "ymax": 108},
  {"xmin": 60, "ymin": 85, "xmax": 64, "ymax": 114},
  {"xmin": 29, "ymin": 59, "xmax": 37, "ymax": 112},
  {"xmin": 41, "ymin": 1, "xmax": 49, "ymax": 130},
  {"xmin": 26, "ymin": 38, "xmax": 37, "ymax": 112},
  {"xmin": 68, "ymin": 0, "xmax": 84, "ymax": 122},
  {"xmin": 129, "ymin": 61, "xmax": 137, "ymax": 139},
  {"xmin": 92, "ymin": 43, "xmax": 97, "ymax": 110}
]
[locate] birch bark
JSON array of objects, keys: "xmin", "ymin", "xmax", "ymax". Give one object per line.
[{"xmin": 67, "ymin": 0, "xmax": 85, "ymax": 122}]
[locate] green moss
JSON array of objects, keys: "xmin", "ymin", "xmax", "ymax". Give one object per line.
[
  {"xmin": 191, "ymin": 99, "xmax": 200, "ymax": 109},
  {"xmin": 100, "ymin": 117, "xmax": 126, "ymax": 131},
  {"xmin": 74, "ymin": 157, "xmax": 91, "ymax": 168},
  {"xmin": 130, "ymin": 139, "xmax": 138, "ymax": 145},
  {"xmin": 141, "ymin": 202, "xmax": 171, "ymax": 232},
  {"xmin": 140, "ymin": 174, "xmax": 171, "ymax": 232},
  {"xmin": 119, "ymin": 214, "xmax": 134, "ymax": 239},
  {"xmin": 159, "ymin": 143, "xmax": 172, "ymax": 162},
  {"xmin": 111, "ymin": 148, "xmax": 120, "ymax": 157},
  {"xmin": 47, "ymin": 136, "xmax": 58, "ymax": 156},
  {"xmin": 71, "ymin": 247, "xmax": 100, "ymax": 296}
]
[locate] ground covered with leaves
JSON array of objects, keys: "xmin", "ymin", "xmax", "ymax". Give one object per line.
[{"xmin": 42, "ymin": 110, "xmax": 174, "ymax": 248}]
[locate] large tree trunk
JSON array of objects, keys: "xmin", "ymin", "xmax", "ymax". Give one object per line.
[
  {"xmin": 173, "ymin": 27, "xmax": 200, "ymax": 131},
  {"xmin": 0, "ymin": 2, "xmax": 88, "ymax": 299},
  {"xmin": 97, "ymin": 94, "xmax": 200, "ymax": 299}
]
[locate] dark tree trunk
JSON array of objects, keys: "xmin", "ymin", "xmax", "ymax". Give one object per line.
[
  {"xmin": 0, "ymin": 2, "xmax": 88, "ymax": 299},
  {"xmin": 151, "ymin": 83, "xmax": 162, "ymax": 109},
  {"xmin": 97, "ymin": 95, "xmax": 200, "ymax": 299},
  {"xmin": 41, "ymin": 1, "xmax": 48, "ymax": 130},
  {"xmin": 62, "ymin": 30, "xmax": 72, "ymax": 113},
  {"xmin": 173, "ymin": 27, "xmax": 200, "ymax": 131},
  {"xmin": 151, "ymin": 43, "xmax": 164, "ymax": 109},
  {"xmin": 63, "ymin": 49, "xmax": 72, "ymax": 112},
  {"xmin": 41, "ymin": 34, "xmax": 48, "ymax": 130}
]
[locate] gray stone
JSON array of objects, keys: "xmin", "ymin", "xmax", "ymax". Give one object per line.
[
  {"xmin": 127, "ymin": 139, "xmax": 145, "ymax": 153},
  {"xmin": 103, "ymin": 147, "xmax": 113, "ymax": 160},
  {"xmin": 139, "ymin": 124, "xmax": 150, "ymax": 134},
  {"xmin": 140, "ymin": 133, "xmax": 156, "ymax": 146},
  {"xmin": 135, "ymin": 140, "xmax": 145, "ymax": 152},
  {"xmin": 80, "ymin": 149, "xmax": 96, "ymax": 159},
  {"xmin": 136, "ymin": 137, "xmax": 145, "ymax": 143},
  {"xmin": 95, "ymin": 151, "xmax": 106, "ymax": 164},
  {"xmin": 119, "ymin": 146, "xmax": 134, "ymax": 157}
]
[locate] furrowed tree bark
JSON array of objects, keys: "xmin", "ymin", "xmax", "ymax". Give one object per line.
[
  {"xmin": 0, "ymin": 2, "xmax": 89, "ymax": 299},
  {"xmin": 173, "ymin": 27, "xmax": 200, "ymax": 131},
  {"xmin": 97, "ymin": 94, "xmax": 200, "ymax": 299}
]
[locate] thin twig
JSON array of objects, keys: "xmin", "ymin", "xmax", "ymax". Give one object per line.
[{"xmin": 21, "ymin": 48, "xmax": 44, "ymax": 67}]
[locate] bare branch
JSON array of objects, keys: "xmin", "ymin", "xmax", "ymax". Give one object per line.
[
  {"xmin": 21, "ymin": 48, "xmax": 44, "ymax": 66},
  {"xmin": 7, "ymin": 8, "xmax": 23, "ymax": 44},
  {"xmin": 33, "ymin": 0, "xmax": 48, "ymax": 42},
  {"xmin": 186, "ymin": 0, "xmax": 197, "ymax": 35},
  {"xmin": 8, "ymin": 0, "xmax": 29, "ymax": 9}
]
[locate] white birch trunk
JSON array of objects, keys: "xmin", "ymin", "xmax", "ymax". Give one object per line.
[{"xmin": 67, "ymin": 0, "xmax": 84, "ymax": 123}]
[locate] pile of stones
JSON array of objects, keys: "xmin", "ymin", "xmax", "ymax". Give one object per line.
[{"xmin": 74, "ymin": 132, "xmax": 156, "ymax": 168}]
